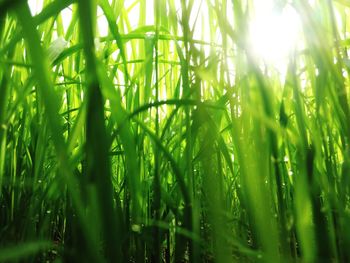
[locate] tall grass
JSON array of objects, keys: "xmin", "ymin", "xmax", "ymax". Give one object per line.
[{"xmin": 1, "ymin": 0, "xmax": 350, "ymax": 262}]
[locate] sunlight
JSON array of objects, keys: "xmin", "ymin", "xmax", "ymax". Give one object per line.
[{"xmin": 249, "ymin": 4, "xmax": 301, "ymax": 64}]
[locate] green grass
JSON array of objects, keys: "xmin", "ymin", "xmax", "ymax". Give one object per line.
[{"xmin": 1, "ymin": 0, "xmax": 350, "ymax": 262}]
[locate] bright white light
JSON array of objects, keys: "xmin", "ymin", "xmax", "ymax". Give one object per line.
[
  {"xmin": 28, "ymin": 0, "xmax": 42, "ymax": 15},
  {"xmin": 249, "ymin": 5, "xmax": 301, "ymax": 64}
]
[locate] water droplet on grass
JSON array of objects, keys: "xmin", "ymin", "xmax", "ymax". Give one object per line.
[{"xmin": 131, "ymin": 224, "xmax": 141, "ymax": 233}]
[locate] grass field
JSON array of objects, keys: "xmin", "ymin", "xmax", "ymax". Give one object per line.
[{"xmin": 1, "ymin": 0, "xmax": 350, "ymax": 262}]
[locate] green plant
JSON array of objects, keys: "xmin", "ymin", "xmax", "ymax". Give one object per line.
[{"xmin": 1, "ymin": 0, "xmax": 350, "ymax": 262}]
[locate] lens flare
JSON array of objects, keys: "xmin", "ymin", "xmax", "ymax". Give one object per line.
[{"xmin": 249, "ymin": 5, "xmax": 301, "ymax": 64}]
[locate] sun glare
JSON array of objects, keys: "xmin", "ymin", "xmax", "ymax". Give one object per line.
[{"xmin": 249, "ymin": 4, "xmax": 301, "ymax": 64}]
